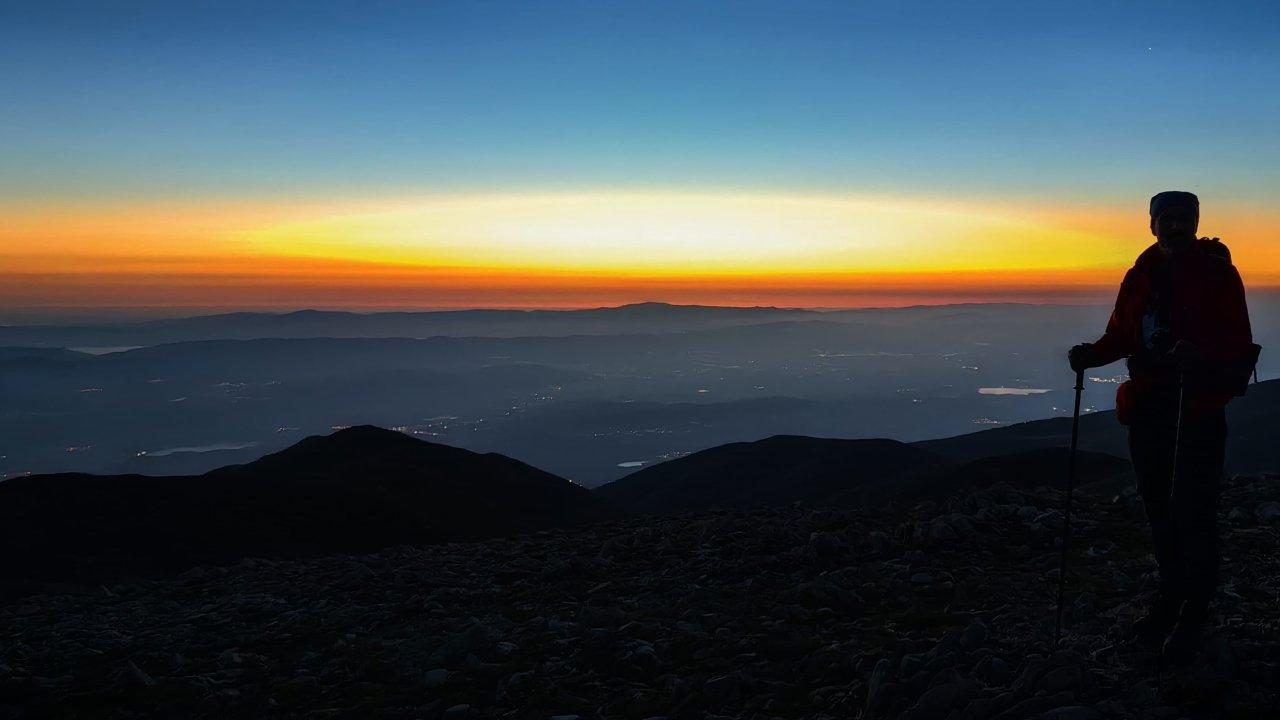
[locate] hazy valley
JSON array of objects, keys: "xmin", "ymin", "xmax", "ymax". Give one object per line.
[{"xmin": 6, "ymin": 300, "xmax": 1277, "ymax": 487}]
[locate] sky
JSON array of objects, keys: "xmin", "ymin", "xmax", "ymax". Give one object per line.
[{"xmin": 3, "ymin": 0, "xmax": 1279, "ymax": 311}]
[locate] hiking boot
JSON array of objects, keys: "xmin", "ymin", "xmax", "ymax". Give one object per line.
[
  {"xmin": 1162, "ymin": 608, "xmax": 1208, "ymax": 668},
  {"xmin": 1131, "ymin": 597, "xmax": 1180, "ymax": 649}
]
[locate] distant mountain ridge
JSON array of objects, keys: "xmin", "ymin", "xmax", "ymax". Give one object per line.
[
  {"xmin": 0, "ymin": 300, "xmax": 1134, "ymax": 348},
  {"xmin": 0, "ymin": 302, "xmax": 819, "ymax": 347}
]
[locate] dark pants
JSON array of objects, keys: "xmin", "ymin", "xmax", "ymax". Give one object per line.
[{"xmin": 1128, "ymin": 406, "xmax": 1227, "ymax": 622}]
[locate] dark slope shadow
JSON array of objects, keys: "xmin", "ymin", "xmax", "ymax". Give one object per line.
[
  {"xmin": 914, "ymin": 377, "xmax": 1279, "ymax": 475},
  {"xmin": 0, "ymin": 426, "xmax": 616, "ymax": 598},
  {"xmin": 593, "ymin": 434, "xmax": 946, "ymax": 515}
]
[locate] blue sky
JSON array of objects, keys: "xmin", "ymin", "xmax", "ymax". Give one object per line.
[{"xmin": 3, "ymin": 0, "xmax": 1279, "ymax": 202}]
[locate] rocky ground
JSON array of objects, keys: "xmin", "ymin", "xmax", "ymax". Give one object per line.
[{"xmin": 3, "ymin": 474, "xmax": 1279, "ymax": 719}]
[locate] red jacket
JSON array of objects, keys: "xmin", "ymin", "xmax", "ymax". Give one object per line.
[{"xmin": 1091, "ymin": 239, "xmax": 1254, "ymax": 425}]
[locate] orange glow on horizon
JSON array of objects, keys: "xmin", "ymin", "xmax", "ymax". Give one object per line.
[{"xmin": 4, "ymin": 192, "xmax": 1278, "ymax": 310}]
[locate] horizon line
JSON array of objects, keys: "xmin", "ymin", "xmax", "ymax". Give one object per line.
[{"xmin": 0, "ymin": 299, "xmax": 1138, "ymax": 325}]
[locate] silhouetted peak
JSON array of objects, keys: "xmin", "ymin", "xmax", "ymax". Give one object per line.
[
  {"xmin": 751, "ymin": 434, "xmax": 909, "ymax": 450},
  {"xmin": 287, "ymin": 424, "xmax": 421, "ymax": 452},
  {"xmin": 607, "ymin": 301, "xmax": 787, "ymax": 315},
  {"xmin": 224, "ymin": 425, "xmax": 457, "ymax": 478},
  {"xmin": 328, "ymin": 423, "xmax": 417, "ymax": 444},
  {"xmin": 609, "ymin": 301, "xmax": 682, "ymax": 314},
  {"xmin": 280, "ymin": 309, "xmax": 351, "ymax": 319}
]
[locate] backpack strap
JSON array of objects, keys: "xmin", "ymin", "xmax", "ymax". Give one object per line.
[{"xmin": 1197, "ymin": 236, "xmax": 1231, "ymax": 263}]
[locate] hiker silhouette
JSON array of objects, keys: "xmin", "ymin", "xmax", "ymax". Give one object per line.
[{"xmin": 1068, "ymin": 191, "xmax": 1260, "ymax": 667}]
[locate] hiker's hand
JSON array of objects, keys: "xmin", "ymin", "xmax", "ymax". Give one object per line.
[
  {"xmin": 1169, "ymin": 339, "xmax": 1203, "ymax": 370},
  {"xmin": 1068, "ymin": 343, "xmax": 1094, "ymax": 373}
]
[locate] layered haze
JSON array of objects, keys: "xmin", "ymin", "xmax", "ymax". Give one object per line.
[{"xmin": 4, "ymin": 301, "xmax": 1277, "ymax": 487}]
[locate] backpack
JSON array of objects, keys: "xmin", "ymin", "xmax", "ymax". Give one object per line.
[
  {"xmin": 1227, "ymin": 343, "xmax": 1263, "ymax": 397},
  {"xmin": 1200, "ymin": 238, "xmax": 1262, "ymax": 396},
  {"xmin": 1136, "ymin": 238, "xmax": 1261, "ymax": 397}
]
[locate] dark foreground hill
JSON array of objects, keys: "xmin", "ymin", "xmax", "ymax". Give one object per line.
[
  {"xmin": 0, "ymin": 426, "xmax": 613, "ymax": 597},
  {"xmin": 916, "ymin": 377, "xmax": 1280, "ymax": 476},
  {"xmin": 0, "ymin": 425, "xmax": 1133, "ymax": 598},
  {"xmin": 591, "ymin": 378, "xmax": 1280, "ymax": 517},
  {"xmin": 894, "ymin": 447, "xmax": 1135, "ymax": 500},
  {"xmin": 3, "ymin": 472, "xmax": 1278, "ymax": 718},
  {"xmin": 595, "ymin": 436, "xmax": 1134, "ymax": 516},
  {"xmin": 594, "ymin": 435, "xmax": 943, "ymax": 514}
]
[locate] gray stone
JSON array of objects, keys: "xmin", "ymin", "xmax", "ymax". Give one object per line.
[
  {"xmin": 900, "ymin": 653, "xmax": 926, "ymax": 677},
  {"xmin": 1206, "ymin": 634, "xmax": 1240, "ymax": 678},
  {"xmin": 116, "ymin": 661, "xmax": 155, "ymax": 689},
  {"xmin": 1036, "ymin": 665, "xmax": 1083, "ymax": 693},
  {"xmin": 929, "ymin": 667, "xmax": 962, "ymax": 689},
  {"xmin": 809, "ymin": 531, "xmax": 846, "ymax": 556},
  {"xmin": 424, "ymin": 668, "xmax": 449, "ymax": 688},
  {"xmin": 1111, "ymin": 570, "xmax": 1134, "ymax": 591},
  {"xmin": 903, "ymin": 682, "xmax": 962, "ymax": 720},
  {"xmin": 866, "ymin": 658, "xmax": 893, "ymax": 718},
  {"xmin": 1032, "ymin": 707, "xmax": 1103, "ymax": 720},
  {"xmin": 430, "ymin": 622, "xmax": 496, "ymax": 665},
  {"xmin": 1255, "ymin": 501, "xmax": 1280, "ymax": 523},
  {"xmin": 958, "ymin": 692, "xmax": 1019, "ymax": 720},
  {"xmin": 971, "ymin": 655, "xmax": 1010, "ymax": 686},
  {"xmin": 1122, "ymin": 680, "xmax": 1157, "ymax": 707},
  {"xmin": 991, "ymin": 691, "xmax": 1076, "ymax": 720},
  {"xmin": 1032, "ymin": 509, "xmax": 1064, "ymax": 529},
  {"xmin": 703, "ymin": 674, "xmax": 740, "ymax": 704},
  {"xmin": 928, "ymin": 521, "xmax": 958, "ymax": 542},
  {"xmin": 960, "ymin": 620, "xmax": 987, "ymax": 650},
  {"xmin": 944, "ymin": 513, "xmax": 976, "ymax": 538},
  {"xmin": 1084, "ymin": 541, "xmax": 1114, "ymax": 557},
  {"xmin": 868, "ymin": 531, "xmax": 896, "ymax": 556}
]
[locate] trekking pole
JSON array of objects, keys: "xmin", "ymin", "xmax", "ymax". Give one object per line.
[
  {"xmin": 1156, "ymin": 371, "xmax": 1186, "ymax": 686},
  {"xmin": 1054, "ymin": 368, "xmax": 1085, "ymax": 651},
  {"xmin": 1169, "ymin": 371, "xmax": 1185, "ymax": 506}
]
